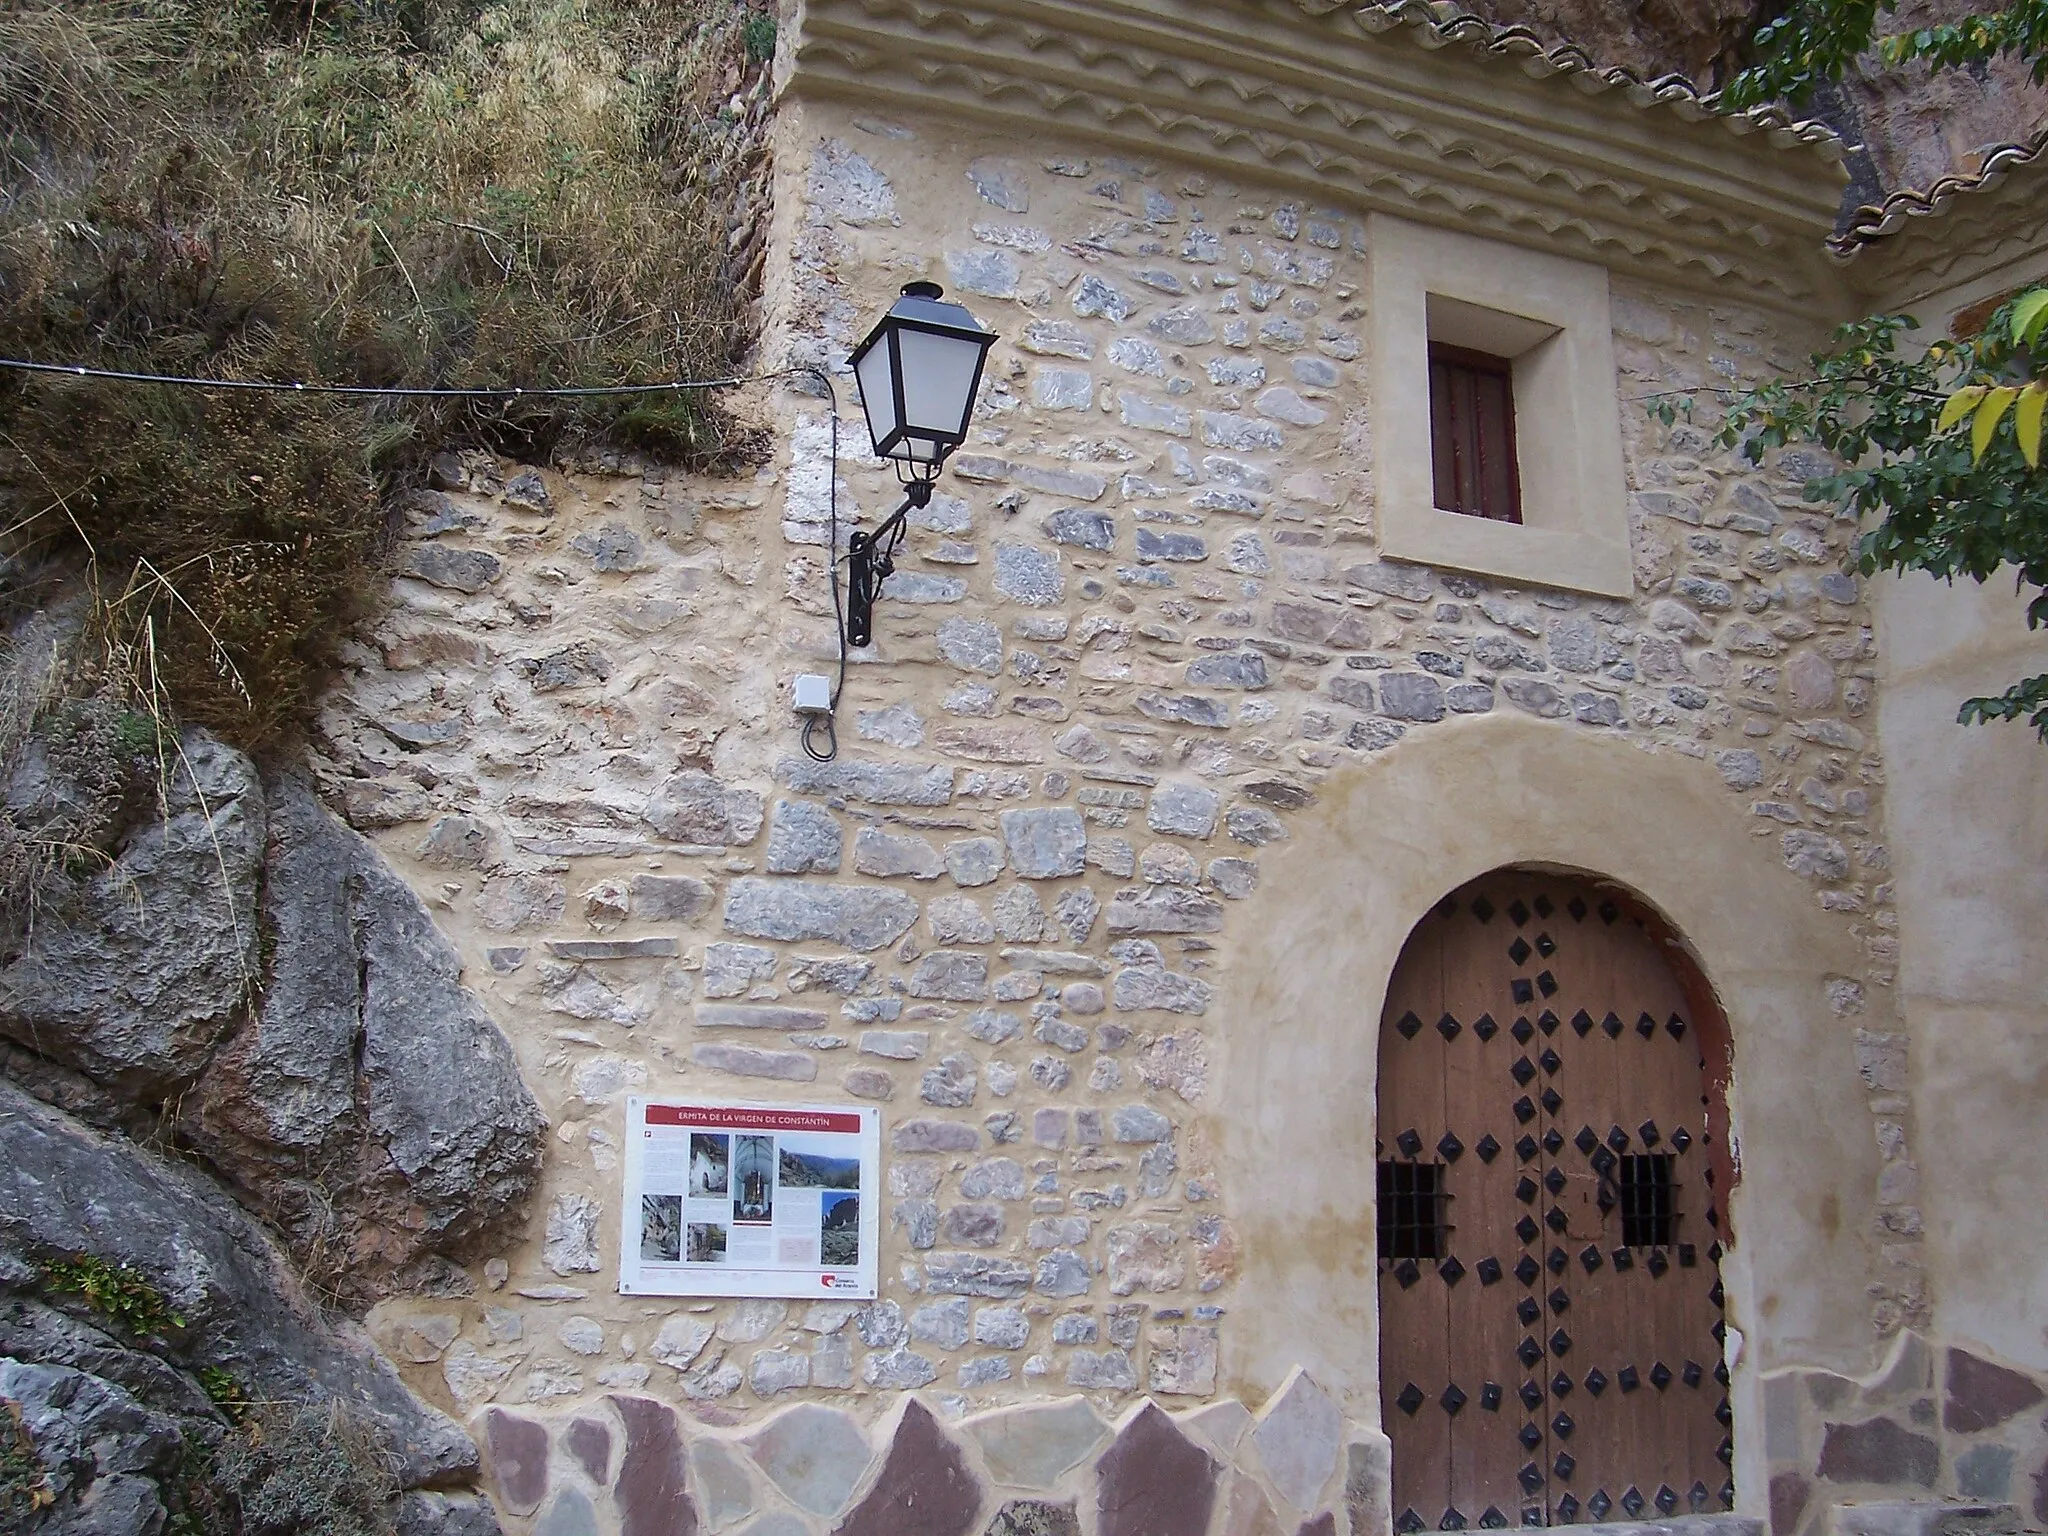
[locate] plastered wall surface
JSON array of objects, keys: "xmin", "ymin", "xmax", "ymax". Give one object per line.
[{"xmin": 305, "ymin": 91, "xmax": 2048, "ymax": 1536}]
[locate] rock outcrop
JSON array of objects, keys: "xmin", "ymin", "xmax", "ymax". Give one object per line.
[{"xmin": 1, "ymin": 733, "xmax": 545, "ymax": 1306}]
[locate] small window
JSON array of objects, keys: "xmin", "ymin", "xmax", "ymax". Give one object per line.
[
  {"xmin": 1618, "ymin": 1154, "xmax": 1677, "ymax": 1248},
  {"xmin": 1429, "ymin": 342, "xmax": 1522, "ymax": 523},
  {"xmin": 1378, "ymin": 1160, "xmax": 1447, "ymax": 1260}
]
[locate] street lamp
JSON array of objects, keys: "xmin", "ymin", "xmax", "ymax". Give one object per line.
[{"xmin": 844, "ymin": 281, "xmax": 999, "ymax": 646}]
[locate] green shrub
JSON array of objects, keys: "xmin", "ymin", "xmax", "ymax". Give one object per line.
[
  {"xmin": 0, "ymin": 0, "xmax": 768, "ymax": 753},
  {"xmin": 39, "ymin": 1254, "xmax": 185, "ymax": 1338}
]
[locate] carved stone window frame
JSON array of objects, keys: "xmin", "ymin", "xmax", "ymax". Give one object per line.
[{"xmin": 1369, "ymin": 213, "xmax": 1634, "ymax": 598}]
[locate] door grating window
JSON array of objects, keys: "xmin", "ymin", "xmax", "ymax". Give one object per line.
[
  {"xmin": 1379, "ymin": 1160, "xmax": 1448, "ymax": 1260},
  {"xmin": 1618, "ymin": 1154, "xmax": 1677, "ymax": 1247}
]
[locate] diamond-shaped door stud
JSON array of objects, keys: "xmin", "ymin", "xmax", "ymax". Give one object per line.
[
  {"xmin": 1519, "ymin": 1465, "xmax": 1543, "ymax": 1495},
  {"xmin": 1534, "ymin": 893, "xmax": 1554, "ymax": 918},
  {"xmin": 1553, "ymin": 1453, "xmax": 1576, "ymax": 1480},
  {"xmin": 1441, "ymin": 1383, "xmax": 1468, "ymax": 1415},
  {"xmin": 1518, "ymin": 1338, "xmax": 1543, "ymax": 1367},
  {"xmin": 1545, "ymin": 1167, "xmax": 1567, "ymax": 1194},
  {"xmin": 1538, "ymin": 1010, "xmax": 1562, "ymax": 1035},
  {"xmin": 1668, "ymin": 1014, "xmax": 1687, "ymax": 1040},
  {"xmin": 1592, "ymin": 1146, "xmax": 1618, "ymax": 1177},
  {"xmin": 1438, "ymin": 1013, "xmax": 1462, "ymax": 1041},
  {"xmin": 1395, "ymin": 1259, "xmax": 1421, "ymax": 1288},
  {"xmin": 1721, "ymin": 1480, "xmax": 1737, "ymax": 1509},
  {"xmin": 1598, "ymin": 900, "xmax": 1620, "ymax": 924},
  {"xmin": 1481, "ymin": 1382, "xmax": 1503, "ymax": 1411},
  {"xmin": 1397, "ymin": 1011, "xmax": 1424, "ymax": 1039},
  {"xmin": 1673, "ymin": 1127, "xmax": 1693, "ymax": 1152},
  {"xmin": 1580, "ymin": 1245, "xmax": 1604, "ymax": 1272},
  {"xmin": 1719, "ymin": 1438, "xmax": 1735, "ymax": 1466},
  {"xmin": 1548, "ymin": 1287, "xmax": 1570, "ymax": 1314},
  {"xmin": 1516, "ymin": 1216, "xmax": 1540, "ymax": 1244},
  {"xmin": 1516, "ymin": 1135, "xmax": 1539, "ymax": 1163},
  {"xmin": 1397, "ymin": 1129, "xmax": 1424, "ymax": 1157},
  {"xmin": 1647, "ymin": 1248, "xmax": 1670, "ymax": 1278},
  {"xmin": 1681, "ymin": 1244, "xmax": 1700, "ymax": 1269},
  {"xmin": 1650, "ymin": 1361, "xmax": 1673, "ymax": 1390},
  {"xmin": 1438, "ymin": 1132, "xmax": 1465, "ymax": 1163},
  {"xmin": 1515, "ymin": 1255, "xmax": 1541, "ymax": 1285},
  {"xmin": 1607, "ymin": 1125, "xmax": 1630, "ymax": 1152},
  {"xmin": 1536, "ymin": 931, "xmax": 1557, "ymax": 956},
  {"xmin": 1618, "ymin": 1365, "xmax": 1640, "ymax": 1392},
  {"xmin": 1512, "ymin": 1056, "xmax": 1538, "ymax": 1085},
  {"xmin": 1602, "ymin": 1011, "xmax": 1624, "ymax": 1038},
  {"xmin": 1638, "ymin": 1120, "xmax": 1661, "ymax": 1146},
  {"xmin": 1590, "ymin": 1491, "xmax": 1613, "ymax": 1520},
  {"xmin": 1552, "ymin": 1412, "xmax": 1575, "ymax": 1439},
  {"xmin": 1537, "ymin": 971, "xmax": 1559, "ymax": 997},
  {"xmin": 1512, "ymin": 1016, "xmax": 1535, "ymax": 1043},
  {"xmin": 1575, "ymin": 1126, "xmax": 1599, "ymax": 1155},
  {"xmin": 1708, "ymin": 1279, "xmax": 1725, "ymax": 1307},
  {"xmin": 1508, "ymin": 937, "xmax": 1532, "ymax": 966},
  {"xmin": 1519, "ymin": 1423, "xmax": 1543, "ymax": 1450},
  {"xmin": 1557, "ymin": 1495, "xmax": 1581, "ymax": 1522},
  {"xmin": 1657, "ymin": 1486, "xmax": 1680, "ymax": 1515},
  {"xmin": 1584, "ymin": 1368, "xmax": 1608, "ymax": 1396},
  {"xmin": 1684, "ymin": 1360, "xmax": 1705, "ymax": 1388},
  {"xmin": 1508, "ymin": 899, "xmax": 1531, "ymax": 926},
  {"xmin": 1622, "ymin": 1487, "xmax": 1646, "ymax": 1517},
  {"xmin": 1540, "ymin": 1088, "xmax": 1564, "ymax": 1115},
  {"xmin": 1397, "ymin": 1382, "xmax": 1426, "ymax": 1414},
  {"xmin": 1637, "ymin": 1012, "xmax": 1657, "ymax": 1038},
  {"xmin": 1477, "ymin": 1257, "xmax": 1504, "ymax": 1285},
  {"xmin": 1519, "ymin": 1381, "xmax": 1544, "ymax": 1411},
  {"xmin": 1482, "ymin": 1509, "xmax": 1508, "ymax": 1530},
  {"xmin": 1474, "ymin": 1013, "xmax": 1499, "ymax": 1042},
  {"xmin": 1548, "ymin": 1245, "xmax": 1570, "ymax": 1274},
  {"xmin": 1477, "ymin": 1134, "xmax": 1502, "ymax": 1163},
  {"xmin": 1441, "ymin": 1507, "xmax": 1467, "ymax": 1531},
  {"xmin": 1716, "ymin": 1397, "xmax": 1734, "ymax": 1426},
  {"xmin": 1517, "ymin": 1177, "xmax": 1539, "ymax": 1205},
  {"xmin": 1571, "ymin": 1009, "xmax": 1594, "ymax": 1037},
  {"xmin": 1690, "ymin": 1482, "xmax": 1710, "ymax": 1511},
  {"xmin": 1511, "ymin": 979, "xmax": 1535, "ymax": 1005},
  {"xmin": 1398, "ymin": 1510, "xmax": 1425, "ymax": 1534},
  {"xmin": 1514, "ymin": 1097, "xmax": 1537, "ymax": 1124},
  {"xmin": 1540, "ymin": 1048, "xmax": 1563, "ymax": 1075},
  {"xmin": 1439, "ymin": 1256, "xmax": 1466, "ymax": 1285},
  {"xmin": 1551, "ymin": 1369, "xmax": 1574, "ymax": 1397},
  {"xmin": 1518, "ymin": 1297, "xmax": 1541, "ymax": 1326},
  {"xmin": 1611, "ymin": 1247, "xmax": 1634, "ymax": 1272},
  {"xmin": 1549, "ymin": 1328, "xmax": 1572, "ymax": 1356},
  {"xmin": 1546, "ymin": 1206, "xmax": 1569, "ymax": 1234},
  {"xmin": 1471, "ymin": 895, "xmax": 1496, "ymax": 923},
  {"xmin": 1568, "ymin": 895, "xmax": 1588, "ymax": 921}
]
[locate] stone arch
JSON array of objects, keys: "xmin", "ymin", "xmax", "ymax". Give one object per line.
[{"xmin": 1208, "ymin": 712, "xmax": 1889, "ymax": 1511}]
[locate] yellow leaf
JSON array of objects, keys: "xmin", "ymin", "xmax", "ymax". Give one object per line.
[
  {"xmin": 2013, "ymin": 288, "xmax": 2048, "ymax": 348},
  {"xmin": 2018, "ymin": 382, "xmax": 2048, "ymax": 469},
  {"xmin": 1974, "ymin": 385, "xmax": 2020, "ymax": 460},
  {"xmin": 1939, "ymin": 384, "xmax": 1988, "ymax": 433}
]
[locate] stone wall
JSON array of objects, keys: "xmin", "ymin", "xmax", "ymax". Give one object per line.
[{"xmin": 305, "ymin": 90, "xmax": 2046, "ymax": 1536}]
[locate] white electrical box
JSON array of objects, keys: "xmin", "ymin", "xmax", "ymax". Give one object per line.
[{"xmin": 792, "ymin": 674, "xmax": 834, "ymax": 715}]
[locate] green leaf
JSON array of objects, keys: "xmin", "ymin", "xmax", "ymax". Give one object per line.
[
  {"xmin": 1975, "ymin": 385, "xmax": 2021, "ymax": 460},
  {"xmin": 2012, "ymin": 289, "xmax": 2048, "ymax": 348},
  {"xmin": 2017, "ymin": 381, "xmax": 2048, "ymax": 469}
]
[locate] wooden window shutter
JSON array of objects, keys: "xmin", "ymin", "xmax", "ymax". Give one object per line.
[{"xmin": 1428, "ymin": 343, "xmax": 1523, "ymax": 524}]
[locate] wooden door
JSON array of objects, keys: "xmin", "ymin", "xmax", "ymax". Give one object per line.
[{"xmin": 1377, "ymin": 872, "xmax": 1733, "ymax": 1530}]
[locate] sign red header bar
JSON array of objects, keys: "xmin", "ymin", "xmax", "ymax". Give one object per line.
[{"xmin": 645, "ymin": 1104, "xmax": 863, "ymax": 1134}]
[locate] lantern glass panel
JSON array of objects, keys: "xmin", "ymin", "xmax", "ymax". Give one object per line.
[
  {"xmin": 854, "ymin": 336, "xmax": 899, "ymax": 451},
  {"xmin": 897, "ymin": 326, "xmax": 984, "ymax": 447}
]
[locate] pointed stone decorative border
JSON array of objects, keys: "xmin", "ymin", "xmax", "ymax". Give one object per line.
[{"xmin": 477, "ymin": 1366, "xmax": 1387, "ymax": 1535}]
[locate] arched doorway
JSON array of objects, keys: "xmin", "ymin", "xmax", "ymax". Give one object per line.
[{"xmin": 1377, "ymin": 869, "xmax": 1735, "ymax": 1530}]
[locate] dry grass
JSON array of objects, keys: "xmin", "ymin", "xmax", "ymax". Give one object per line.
[{"xmin": 0, "ymin": 0, "xmax": 769, "ymax": 753}]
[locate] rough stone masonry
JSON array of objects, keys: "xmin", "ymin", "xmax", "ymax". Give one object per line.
[{"xmin": 296, "ymin": 92, "xmax": 1981, "ymax": 1536}]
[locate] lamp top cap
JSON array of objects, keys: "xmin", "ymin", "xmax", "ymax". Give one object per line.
[{"xmin": 901, "ymin": 280, "xmax": 945, "ymax": 300}]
